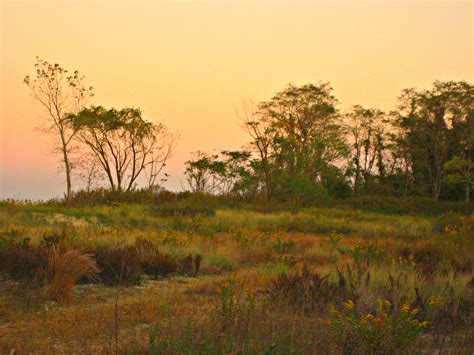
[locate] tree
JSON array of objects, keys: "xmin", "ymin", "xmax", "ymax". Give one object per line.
[
  {"xmin": 185, "ymin": 151, "xmax": 224, "ymax": 193},
  {"xmin": 184, "ymin": 150, "xmax": 255, "ymax": 195},
  {"xmin": 145, "ymin": 130, "xmax": 179, "ymax": 191},
  {"xmin": 240, "ymin": 101, "xmax": 275, "ymax": 201},
  {"xmin": 394, "ymin": 81, "xmax": 474, "ymax": 200},
  {"xmin": 344, "ymin": 105, "xmax": 387, "ymax": 194},
  {"xmin": 71, "ymin": 106, "xmax": 175, "ymax": 192},
  {"xmin": 242, "ymin": 83, "xmax": 348, "ymax": 202},
  {"xmin": 23, "ymin": 58, "xmax": 93, "ymax": 205},
  {"xmin": 444, "ymin": 157, "xmax": 473, "ymax": 203}
]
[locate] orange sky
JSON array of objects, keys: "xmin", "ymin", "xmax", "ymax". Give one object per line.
[{"xmin": 1, "ymin": 0, "xmax": 473, "ymax": 199}]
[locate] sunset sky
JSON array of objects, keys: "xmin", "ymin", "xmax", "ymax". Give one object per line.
[{"xmin": 1, "ymin": 0, "xmax": 473, "ymax": 199}]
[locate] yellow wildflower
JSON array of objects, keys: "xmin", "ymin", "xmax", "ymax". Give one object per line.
[
  {"xmin": 419, "ymin": 321, "xmax": 430, "ymax": 328},
  {"xmin": 401, "ymin": 303, "xmax": 410, "ymax": 312},
  {"xmin": 428, "ymin": 296, "xmax": 441, "ymax": 306},
  {"xmin": 343, "ymin": 300, "xmax": 355, "ymax": 311}
]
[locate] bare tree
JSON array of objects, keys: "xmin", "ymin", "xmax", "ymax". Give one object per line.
[
  {"xmin": 77, "ymin": 155, "xmax": 105, "ymax": 193},
  {"xmin": 23, "ymin": 57, "xmax": 93, "ymax": 205},
  {"xmin": 145, "ymin": 127, "xmax": 179, "ymax": 191}
]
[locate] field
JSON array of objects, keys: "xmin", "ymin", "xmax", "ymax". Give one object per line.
[{"xmin": 0, "ymin": 200, "xmax": 473, "ymax": 353}]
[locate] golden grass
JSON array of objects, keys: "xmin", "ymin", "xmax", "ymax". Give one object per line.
[{"xmin": 46, "ymin": 247, "xmax": 100, "ymax": 303}]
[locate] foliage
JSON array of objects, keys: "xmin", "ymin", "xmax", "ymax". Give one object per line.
[
  {"xmin": 95, "ymin": 245, "xmax": 143, "ymax": 286},
  {"xmin": 329, "ymin": 299, "xmax": 429, "ymax": 353},
  {"xmin": 71, "ymin": 106, "xmax": 176, "ymax": 192},
  {"xmin": 267, "ymin": 266, "xmax": 355, "ymax": 313},
  {"xmin": 0, "ymin": 244, "xmax": 49, "ymax": 283},
  {"xmin": 134, "ymin": 238, "xmax": 178, "ymax": 277}
]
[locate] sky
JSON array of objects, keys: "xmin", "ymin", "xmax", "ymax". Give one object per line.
[{"xmin": 1, "ymin": 0, "xmax": 473, "ymax": 200}]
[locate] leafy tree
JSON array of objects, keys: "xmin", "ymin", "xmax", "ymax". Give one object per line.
[
  {"xmin": 71, "ymin": 106, "xmax": 175, "ymax": 192},
  {"xmin": 393, "ymin": 81, "xmax": 474, "ymax": 200},
  {"xmin": 242, "ymin": 83, "xmax": 349, "ymax": 202},
  {"xmin": 344, "ymin": 105, "xmax": 387, "ymax": 194},
  {"xmin": 23, "ymin": 58, "xmax": 93, "ymax": 205},
  {"xmin": 185, "ymin": 150, "xmax": 254, "ymax": 195},
  {"xmin": 444, "ymin": 156, "xmax": 473, "ymax": 203},
  {"xmin": 185, "ymin": 151, "xmax": 224, "ymax": 194}
]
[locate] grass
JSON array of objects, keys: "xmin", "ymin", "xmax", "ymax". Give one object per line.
[{"xmin": 0, "ymin": 201, "xmax": 473, "ymax": 353}]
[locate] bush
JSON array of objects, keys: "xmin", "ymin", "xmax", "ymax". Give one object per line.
[
  {"xmin": 267, "ymin": 266, "xmax": 355, "ymax": 314},
  {"xmin": 329, "ymin": 299, "xmax": 429, "ymax": 353},
  {"xmin": 178, "ymin": 254, "xmax": 202, "ymax": 276},
  {"xmin": 155, "ymin": 205, "xmax": 215, "ymax": 218},
  {"xmin": 0, "ymin": 244, "xmax": 48, "ymax": 283},
  {"xmin": 134, "ymin": 238, "xmax": 178, "ymax": 277},
  {"xmin": 331, "ymin": 196, "xmax": 474, "ymax": 215},
  {"xmin": 95, "ymin": 245, "xmax": 143, "ymax": 286}
]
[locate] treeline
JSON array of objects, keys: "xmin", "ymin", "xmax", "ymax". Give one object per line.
[
  {"xmin": 185, "ymin": 82, "xmax": 473, "ymax": 203},
  {"xmin": 24, "ymin": 59, "xmax": 473, "ymax": 206}
]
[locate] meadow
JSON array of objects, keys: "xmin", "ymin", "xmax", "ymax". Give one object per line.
[{"xmin": 0, "ymin": 198, "xmax": 473, "ymax": 353}]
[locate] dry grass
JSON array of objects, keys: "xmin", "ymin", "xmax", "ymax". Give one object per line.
[
  {"xmin": 0, "ymin": 203, "xmax": 473, "ymax": 353},
  {"xmin": 46, "ymin": 247, "xmax": 100, "ymax": 303}
]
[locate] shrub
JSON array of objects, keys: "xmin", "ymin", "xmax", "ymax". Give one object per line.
[
  {"xmin": 134, "ymin": 238, "xmax": 178, "ymax": 277},
  {"xmin": 267, "ymin": 266, "xmax": 355, "ymax": 314},
  {"xmin": 45, "ymin": 246, "xmax": 100, "ymax": 303},
  {"xmin": 329, "ymin": 299, "xmax": 429, "ymax": 353},
  {"xmin": 95, "ymin": 245, "xmax": 143, "ymax": 286},
  {"xmin": 0, "ymin": 244, "xmax": 48, "ymax": 283},
  {"xmin": 179, "ymin": 253, "xmax": 202, "ymax": 276}
]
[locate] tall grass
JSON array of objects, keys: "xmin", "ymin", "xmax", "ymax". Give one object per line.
[{"xmin": 46, "ymin": 246, "xmax": 100, "ymax": 303}]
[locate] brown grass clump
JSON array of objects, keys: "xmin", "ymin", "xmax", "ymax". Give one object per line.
[{"xmin": 46, "ymin": 246, "xmax": 100, "ymax": 303}]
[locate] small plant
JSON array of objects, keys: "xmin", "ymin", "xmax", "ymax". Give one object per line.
[
  {"xmin": 352, "ymin": 242, "xmax": 385, "ymax": 265},
  {"xmin": 329, "ymin": 299, "xmax": 429, "ymax": 353},
  {"xmin": 328, "ymin": 232, "xmax": 343, "ymax": 262},
  {"xmin": 271, "ymin": 236, "xmax": 296, "ymax": 253},
  {"xmin": 216, "ymin": 276, "xmax": 256, "ymax": 331}
]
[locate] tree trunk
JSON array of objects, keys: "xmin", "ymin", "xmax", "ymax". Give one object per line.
[
  {"xmin": 466, "ymin": 183, "xmax": 470, "ymax": 203},
  {"xmin": 60, "ymin": 132, "xmax": 73, "ymax": 206}
]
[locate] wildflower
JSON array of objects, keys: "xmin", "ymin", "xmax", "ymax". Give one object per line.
[
  {"xmin": 361, "ymin": 313, "xmax": 374, "ymax": 324},
  {"xmin": 383, "ymin": 300, "xmax": 391, "ymax": 308},
  {"xmin": 375, "ymin": 313, "xmax": 385, "ymax": 330},
  {"xmin": 364, "ymin": 313, "xmax": 374, "ymax": 320},
  {"xmin": 428, "ymin": 296, "xmax": 441, "ymax": 306},
  {"xmin": 343, "ymin": 300, "xmax": 355, "ymax": 311},
  {"xmin": 401, "ymin": 303, "xmax": 410, "ymax": 312},
  {"xmin": 419, "ymin": 321, "xmax": 430, "ymax": 328},
  {"xmin": 411, "ymin": 308, "xmax": 419, "ymax": 315}
]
